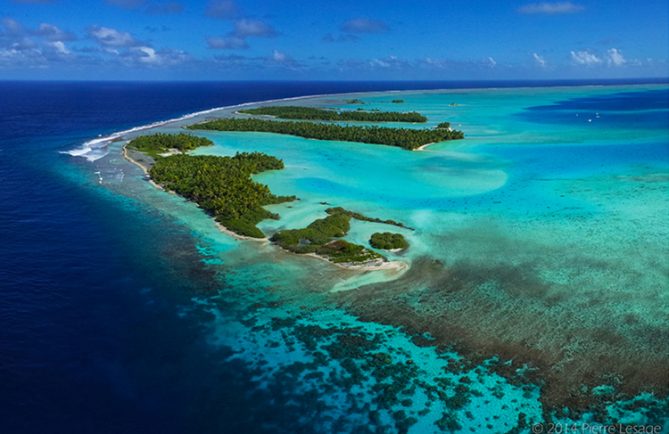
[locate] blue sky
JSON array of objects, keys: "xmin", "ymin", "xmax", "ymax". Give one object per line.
[{"xmin": 1, "ymin": 0, "xmax": 667, "ymax": 80}]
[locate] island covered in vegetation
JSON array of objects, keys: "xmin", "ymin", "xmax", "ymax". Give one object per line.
[
  {"xmin": 271, "ymin": 210, "xmax": 384, "ymax": 264},
  {"xmin": 325, "ymin": 207, "xmax": 413, "ymax": 230},
  {"xmin": 189, "ymin": 118, "xmax": 464, "ymax": 150},
  {"xmin": 127, "ymin": 133, "xmax": 213, "ymax": 158},
  {"xmin": 124, "ymin": 133, "xmax": 407, "ymax": 268},
  {"xmin": 149, "ymin": 153, "xmax": 294, "ymax": 238},
  {"xmin": 269, "ymin": 206, "xmax": 411, "ymax": 264},
  {"xmin": 369, "ymin": 232, "xmax": 409, "ymax": 250},
  {"xmin": 239, "ymin": 106, "xmax": 426, "ymax": 123}
]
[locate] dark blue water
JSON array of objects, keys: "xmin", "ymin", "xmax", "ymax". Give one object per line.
[
  {"xmin": 1, "ymin": 80, "xmax": 667, "ymax": 433},
  {"xmin": 520, "ymin": 88, "xmax": 669, "ymax": 128}
]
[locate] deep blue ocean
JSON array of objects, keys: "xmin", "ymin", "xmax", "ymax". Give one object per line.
[{"xmin": 1, "ymin": 79, "xmax": 666, "ymax": 434}]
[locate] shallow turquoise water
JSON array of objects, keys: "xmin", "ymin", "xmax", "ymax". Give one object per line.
[{"xmin": 90, "ymin": 84, "xmax": 668, "ymax": 432}]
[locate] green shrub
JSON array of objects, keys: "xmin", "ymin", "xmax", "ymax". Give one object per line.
[
  {"xmin": 149, "ymin": 152, "xmax": 293, "ymax": 238},
  {"xmin": 239, "ymin": 106, "xmax": 426, "ymax": 122},
  {"xmin": 270, "ymin": 210, "xmax": 383, "ymax": 263},
  {"xmin": 127, "ymin": 133, "xmax": 212, "ymax": 158},
  {"xmin": 370, "ymin": 232, "xmax": 409, "ymax": 250},
  {"xmin": 189, "ymin": 118, "xmax": 464, "ymax": 150}
]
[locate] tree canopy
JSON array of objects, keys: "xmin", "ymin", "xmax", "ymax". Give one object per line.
[
  {"xmin": 149, "ymin": 152, "xmax": 294, "ymax": 238},
  {"xmin": 127, "ymin": 133, "xmax": 212, "ymax": 158},
  {"xmin": 271, "ymin": 210, "xmax": 383, "ymax": 263},
  {"xmin": 189, "ymin": 118, "xmax": 464, "ymax": 150},
  {"xmin": 239, "ymin": 106, "xmax": 426, "ymax": 123},
  {"xmin": 369, "ymin": 232, "xmax": 409, "ymax": 250},
  {"xmin": 325, "ymin": 207, "xmax": 412, "ymax": 230}
]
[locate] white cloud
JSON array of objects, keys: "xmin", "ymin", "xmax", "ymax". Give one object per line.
[
  {"xmin": 369, "ymin": 58, "xmax": 390, "ymax": 68},
  {"xmin": 272, "ymin": 49, "xmax": 287, "ymax": 63},
  {"xmin": 89, "ymin": 26, "xmax": 135, "ymax": 47},
  {"xmin": 234, "ymin": 19, "xmax": 276, "ymax": 38},
  {"xmin": 487, "ymin": 56, "xmax": 497, "ymax": 67},
  {"xmin": 36, "ymin": 23, "xmax": 75, "ymax": 41},
  {"xmin": 207, "ymin": 35, "xmax": 247, "ymax": 49},
  {"xmin": 518, "ymin": 2, "xmax": 584, "ymax": 14},
  {"xmin": 607, "ymin": 48, "xmax": 626, "ymax": 66},
  {"xmin": 50, "ymin": 40, "xmax": 70, "ymax": 55},
  {"xmin": 207, "ymin": 18, "xmax": 276, "ymax": 51},
  {"xmin": 2, "ymin": 18, "xmax": 23, "ymax": 34},
  {"xmin": 532, "ymin": 52, "xmax": 546, "ymax": 67},
  {"xmin": 124, "ymin": 46, "xmax": 189, "ymax": 66},
  {"xmin": 570, "ymin": 50, "xmax": 601, "ymax": 65},
  {"xmin": 422, "ymin": 57, "xmax": 444, "ymax": 68},
  {"xmin": 134, "ymin": 46, "xmax": 159, "ymax": 63},
  {"xmin": 0, "ymin": 18, "xmax": 75, "ymax": 66},
  {"xmin": 87, "ymin": 25, "xmax": 188, "ymax": 67},
  {"xmin": 1, "ymin": 17, "xmax": 190, "ymax": 70},
  {"xmin": 366, "ymin": 56, "xmax": 409, "ymax": 70}
]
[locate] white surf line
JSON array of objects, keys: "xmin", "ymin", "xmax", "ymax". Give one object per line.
[
  {"xmin": 63, "ymin": 91, "xmax": 383, "ymax": 162},
  {"xmin": 66, "ymin": 82, "xmax": 642, "ymax": 162}
]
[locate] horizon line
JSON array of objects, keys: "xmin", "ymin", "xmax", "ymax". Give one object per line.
[{"xmin": 1, "ymin": 77, "xmax": 668, "ymax": 84}]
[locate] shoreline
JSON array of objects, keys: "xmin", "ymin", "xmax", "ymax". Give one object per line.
[
  {"xmin": 214, "ymin": 221, "xmax": 270, "ymax": 243},
  {"xmin": 67, "ymin": 81, "xmax": 665, "ymax": 162},
  {"xmin": 414, "ymin": 141, "xmax": 436, "ymax": 151},
  {"xmin": 122, "ymin": 144, "xmax": 268, "ymax": 243},
  {"xmin": 122, "ymin": 145, "xmax": 164, "ymax": 190},
  {"xmin": 71, "ymin": 82, "xmax": 669, "ymax": 420},
  {"xmin": 302, "ymin": 253, "xmax": 408, "ymax": 273},
  {"xmin": 123, "ymin": 143, "xmax": 406, "ymax": 270}
]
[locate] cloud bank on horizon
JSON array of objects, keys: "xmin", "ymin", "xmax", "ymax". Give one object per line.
[{"xmin": 0, "ymin": 0, "xmax": 667, "ymax": 80}]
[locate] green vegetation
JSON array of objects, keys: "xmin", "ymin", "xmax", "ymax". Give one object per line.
[
  {"xmin": 345, "ymin": 98, "xmax": 364, "ymax": 104},
  {"xmin": 189, "ymin": 118, "xmax": 464, "ymax": 150},
  {"xmin": 370, "ymin": 232, "xmax": 409, "ymax": 250},
  {"xmin": 271, "ymin": 210, "xmax": 383, "ymax": 264},
  {"xmin": 325, "ymin": 207, "xmax": 413, "ymax": 230},
  {"xmin": 391, "ymin": 99, "xmax": 404, "ymax": 103},
  {"xmin": 149, "ymin": 153, "xmax": 294, "ymax": 238},
  {"xmin": 128, "ymin": 133, "xmax": 409, "ymax": 262},
  {"xmin": 127, "ymin": 133, "xmax": 213, "ymax": 158},
  {"xmin": 239, "ymin": 105, "xmax": 427, "ymax": 123},
  {"xmin": 436, "ymin": 121, "xmax": 451, "ymax": 130}
]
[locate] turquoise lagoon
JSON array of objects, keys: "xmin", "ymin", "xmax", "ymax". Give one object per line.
[{"xmin": 89, "ymin": 84, "xmax": 669, "ymax": 432}]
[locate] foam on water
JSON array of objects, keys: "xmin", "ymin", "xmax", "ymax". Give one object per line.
[{"xmin": 62, "ymin": 92, "xmax": 390, "ymax": 162}]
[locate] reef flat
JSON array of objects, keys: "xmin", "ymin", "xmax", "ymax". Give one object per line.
[{"xmin": 102, "ymin": 85, "xmax": 669, "ymax": 428}]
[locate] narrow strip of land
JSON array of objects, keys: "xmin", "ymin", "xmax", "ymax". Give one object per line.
[
  {"xmin": 239, "ymin": 106, "xmax": 427, "ymax": 123},
  {"xmin": 325, "ymin": 207, "xmax": 413, "ymax": 230},
  {"xmin": 189, "ymin": 118, "xmax": 463, "ymax": 150}
]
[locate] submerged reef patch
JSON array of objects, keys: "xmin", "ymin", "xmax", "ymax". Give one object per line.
[{"xmin": 335, "ymin": 256, "xmax": 669, "ymax": 418}]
